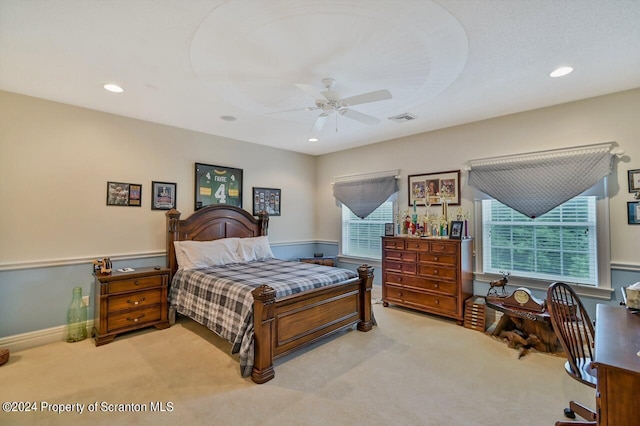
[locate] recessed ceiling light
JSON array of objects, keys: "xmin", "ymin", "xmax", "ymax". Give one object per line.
[
  {"xmin": 549, "ymin": 66, "xmax": 573, "ymax": 78},
  {"xmin": 308, "ymin": 138, "xmax": 318, "ymax": 142},
  {"xmin": 103, "ymin": 83, "xmax": 124, "ymax": 93},
  {"xmin": 220, "ymin": 115, "xmax": 237, "ymax": 121}
]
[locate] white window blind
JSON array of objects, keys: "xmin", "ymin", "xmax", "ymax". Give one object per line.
[
  {"xmin": 482, "ymin": 196, "xmax": 598, "ymax": 285},
  {"xmin": 342, "ymin": 201, "xmax": 393, "ymax": 259}
]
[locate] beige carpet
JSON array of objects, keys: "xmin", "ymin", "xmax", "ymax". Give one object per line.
[{"xmin": 0, "ymin": 289, "xmax": 594, "ymax": 425}]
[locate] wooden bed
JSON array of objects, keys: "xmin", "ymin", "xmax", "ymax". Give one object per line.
[{"xmin": 165, "ymin": 205, "xmax": 374, "ymax": 384}]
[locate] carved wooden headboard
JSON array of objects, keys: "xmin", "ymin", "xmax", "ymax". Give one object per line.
[{"xmin": 165, "ymin": 205, "xmax": 269, "ymax": 279}]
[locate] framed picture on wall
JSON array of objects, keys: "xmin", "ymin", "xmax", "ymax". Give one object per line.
[
  {"xmin": 252, "ymin": 187, "xmax": 281, "ymax": 216},
  {"xmin": 408, "ymin": 170, "xmax": 460, "ymax": 206},
  {"xmin": 628, "ymin": 169, "xmax": 640, "ymax": 192},
  {"xmin": 628, "ymin": 202, "xmax": 640, "ymax": 225},
  {"xmin": 151, "ymin": 181, "xmax": 176, "ymax": 210},
  {"xmin": 106, "ymin": 182, "xmax": 142, "ymax": 207},
  {"xmin": 194, "ymin": 163, "xmax": 243, "ymax": 210}
]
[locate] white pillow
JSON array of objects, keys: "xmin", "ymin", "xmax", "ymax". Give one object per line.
[
  {"xmin": 173, "ymin": 238, "xmax": 241, "ymax": 270},
  {"xmin": 237, "ymin": 236, "xmax": 274, "ymax": 262}
]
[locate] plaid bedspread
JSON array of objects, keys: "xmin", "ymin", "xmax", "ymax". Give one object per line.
[{"xmin": 169, "ymin": 258, "xmax": 358, "ymax": 377}]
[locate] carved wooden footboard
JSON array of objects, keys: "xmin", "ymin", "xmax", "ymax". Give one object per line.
[{"xmin": 251, "ymin": 264, "xmax": 374, "ymax": 383}]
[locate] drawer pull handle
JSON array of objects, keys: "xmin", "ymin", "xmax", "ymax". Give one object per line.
[
  {"xmin": 127, "ymin": 297, "xmax": 146, "ymax": 306},
  {"xmin": 434, "ymin": 283, "xmax": 439, "ymax": 288},
  {"xmin": 127, "ymin": 314, "xmax": 145, "ymax": 323},
  {"xmin": 435, "ymin": 300, "xmax": 440, "ymax": 304},
  {"xmin": 433, "ymin": 269, "xmax": 439, "ymax": 275},
  {"xmin": 134, "ymin": 280, "xmax": 140, "ymax": 286},
  {"xmin": 434, "ymin": 256, "xmax": 439, "ymax": 262},
  {"xmin": 398, "ymin": 277, "xmax": 402, "ymax": 282}
]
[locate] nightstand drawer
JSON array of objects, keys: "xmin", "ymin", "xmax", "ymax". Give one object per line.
[
  {"xmin": 107, "ymin": 305, "xmax": 161, "ymax": 332},
  {"xmin": 107, "ymin": 275, "xmax": 162, "ymax": 294},
  {"xmin": 107, "ymin": 288, "xmax": 162, "ymax": 313}
]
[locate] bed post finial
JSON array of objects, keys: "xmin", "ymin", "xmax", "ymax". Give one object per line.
[
  {"xmin": 257, "ymin": 210, "xmax": 269, "ymax": 236},
  {"xmin": 357, "ymin": 264, "xmax": 375, "ymax": 332},
  {"xmin": 166, "ymin": 209, "xmax": 182, "ymax": 276}
]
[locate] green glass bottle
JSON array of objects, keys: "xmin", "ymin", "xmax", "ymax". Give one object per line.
[{"xmin": 67, "ymin": 287, "xmax": 87, "ymax": 342}]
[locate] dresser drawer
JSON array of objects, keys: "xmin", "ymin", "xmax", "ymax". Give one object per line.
[
  {"xmin": 384, "ymin": 284, "xmax": 404, "ymax": 304},
  {"xmin": 405, "ymin": 278, "xmax": 457, "ymax": 296},
  {"xmin": 419, "ymin": 252, "xmax": 456, "ymax": 265},
  {"xmin": 385, "ymin": 250, "xmax": 417, "ymax": 262},
  {"xmin": 402, "ymin": 289, "xmax": 457, "ymax": 314},
  {"xmin": 385, "ymin": 273, "xmax": 425, "ymax": 287},
  {"xmin": 417, "ymin": 264, "xmax": 457, "ymax": 280},
  {"xmin": 107, "ymin": 275, "xmax": 163, "ymax": 294},
  {"xmin": 107, "ymin": 288, "xmax": 163, "ymax": 313},
  {"xmin": 383, "ymin": 239, "xmax": 405, "ymax": 250},
  {"xmin": 405, "ymin": 240, "xmax": 430, "ymax": 251},
  {"xmin": 430, "ymin": 242, "xmax": 458, "ymax": 254},
  {"xmin": 385, "ymin": 261, "xmax": 417, "ymax": 274},
  {"xmin": 107, "ymin": 305, "xmax": 161, "ymax": 332}
]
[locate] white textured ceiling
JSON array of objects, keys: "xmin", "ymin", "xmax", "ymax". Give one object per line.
[{"xmin": 1, "ymin": 0, "xmax": 639, "ymax": 156}]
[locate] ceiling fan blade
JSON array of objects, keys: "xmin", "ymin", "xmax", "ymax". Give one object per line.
[
  {"xmin": 340, "ymin": 89, "xmax": 392, "ymax": 107},
  {"xmin": 339, "ymin": 108, "xmax": 380, "ymax": 125},
  {"xmin": 295, "ymin": 83, "xmax": 326, "ymax": 101},
  {"xmin": 312, "ymin": 114, "xmax": 329, "ymax": 133},
  {"xmin": 264, "ymin": 106, "xmax": 317, "ymax": 115}
]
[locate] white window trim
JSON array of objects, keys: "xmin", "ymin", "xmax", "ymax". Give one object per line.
[{"xmin": 473, "ymin": 197, "xmax": 613, "ymax": 300}]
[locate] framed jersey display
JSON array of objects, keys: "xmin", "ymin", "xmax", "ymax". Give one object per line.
[{"xmin": 195, "ymin": 163, "xmax": 243, "ymax": 209}]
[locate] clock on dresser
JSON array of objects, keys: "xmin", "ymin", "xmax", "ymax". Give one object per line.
[{"xmin": 92, "ymin": 267, "xmax": 170, "ymax": 346}]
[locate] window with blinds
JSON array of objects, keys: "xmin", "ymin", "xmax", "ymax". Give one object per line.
[
  {"xmin": 482, "ymin": 196, "xmax": 597, "ymax": 285},
  {"xmin": 341, "ymin": 201, "xmax": 393, "ymax": 259}
]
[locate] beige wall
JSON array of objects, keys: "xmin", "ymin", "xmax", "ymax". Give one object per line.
[
  {"xmin": 316, "ymin": 88, "xmax": 640, "ymax": 267},
  {"xmin": 0, "ymin": 91, "xmax": 317, "ymax": 266}
]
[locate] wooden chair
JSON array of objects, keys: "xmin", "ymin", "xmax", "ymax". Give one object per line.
[{"xmin": 546, "ymin": 282, "xmax": 597, "ymax": 426}]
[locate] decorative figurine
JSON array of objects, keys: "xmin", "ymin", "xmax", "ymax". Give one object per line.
[{"xmin": 487, "ymin": 270, "xmax": 511, "ymax": 298}]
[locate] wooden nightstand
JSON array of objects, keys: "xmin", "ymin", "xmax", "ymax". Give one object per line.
[
  {"xmin": 93, "ymin": 267, "xmax": 170, "ymax": 346},
  {"xmin": 298, "ymin": 256, "xmax": 336, "ymax": 267}
]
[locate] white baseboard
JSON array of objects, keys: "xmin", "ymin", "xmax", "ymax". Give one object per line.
[{"xmin": 0, "ymin": 320, "xmax": 94, "ymax": 353}]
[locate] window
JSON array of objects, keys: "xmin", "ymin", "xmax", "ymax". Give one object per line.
[
  {"xmin": 480, "ymin": 195, "xmax": 605, "ymax": 286},
  {"xmin": 341, "ymin": 201, "xmax": 393, "ymax": 259}
]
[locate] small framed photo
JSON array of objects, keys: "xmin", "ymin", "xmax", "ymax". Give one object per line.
[
  {"xmin": 628, "ymin": 202, "xmax": 640, "ymax": 225},
  {"xmin": 408, "ymin": 170, "xmax": 460, "ymax": 206},
  {"xmin": 384, "ymin": 223, "xmax": 394, "ymax": 236},
  {"xmin": 628, "ymin": 169, "xmax": 640, "ymax": 192},
  {"xmin": 449, "ymin": 220, "xmax": 464, "ymax": 239},
  {"xmin": 151, "ymin": 181, "xmax": 177, "ymax": 210},
  {"xmin": 106, "ymin": 182, "xmax": 142, "ymax": 207},
  {"xmin": 252, "ymin": 187, "xmax": 281, "ymax": 216}
]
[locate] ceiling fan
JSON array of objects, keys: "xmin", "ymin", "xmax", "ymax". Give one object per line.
[{"xmin": 293, "ymin": 78, "xmax": 392, "ymax": 133}]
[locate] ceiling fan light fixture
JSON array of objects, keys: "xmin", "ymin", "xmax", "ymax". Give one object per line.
[
  {"xmin": 308, "ymin": 137, "xmax": 318, "ymax": 142},
  {"xmin": 549, "ymin": 66, "xmax": 573, "ymax": 78}
]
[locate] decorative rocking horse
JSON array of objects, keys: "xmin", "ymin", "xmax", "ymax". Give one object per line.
[{"xmin": 487, "ymin": 271, "xmax": 510, "ymax": 297}]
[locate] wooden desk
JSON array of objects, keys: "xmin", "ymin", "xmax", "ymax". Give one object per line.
[{"xmin": 593, "ymin": 304, "xmax": 640, "ymax": 425}]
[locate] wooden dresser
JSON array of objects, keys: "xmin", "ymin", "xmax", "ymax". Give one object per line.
[
  {"xmin": 298, "ymin": 256, "xmax": 336, "ymax": 267},
  {"xmin": 93, "ymin": 267, "xmax": 170, "ymax": 346},
  {"xmin": 382, "ymin": 236, "xmax": 473, "ymax": 325}
]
